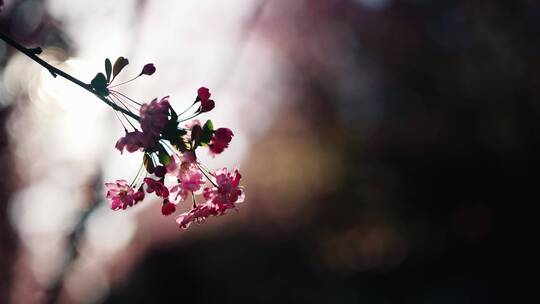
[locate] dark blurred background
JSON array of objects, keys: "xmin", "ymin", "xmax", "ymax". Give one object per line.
[{"xmin": 1, "ymin": 0, "xmax": 536, "ymax": 303}]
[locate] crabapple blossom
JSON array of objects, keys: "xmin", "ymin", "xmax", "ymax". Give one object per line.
[
  {"xmin": 140, "ymin": 96, "xmax": 170, "ymax": 138},
  {"xmin": 105, "ymin": 180, "xmax": 145, "ymax": 210},
  {"xmin": 197, "ymin": 87, "xmax": 210, "ymax": 100},
  {"xmin": 161, "ymin": 199, "xmax": 176, "ymax": 216},
  {"xmin": 169, "ymin": 164, "xmax": 205, "ymax": 202},
  {"xmin": 104, "ymin": 65, "xmax": 244, "ymax": 229},
  {"xmin": 115, "ymin": 130, "xmax": 153, "ymax": 154},
  {"xmin": 108, "ymin": 85, "xmax": 244, "ymax": 229},
  {"xmin": 166, "ymin": 152, "xmax": 195, "ymax": 177},
  {"xmin": 144, "ymin": 177, "xmax": 169, "ymax": 198},
  {"xmin": 183, "ymin": 151, "xmax": 197, "ymax": 163},
  {"xmin": 0, "ymin": 34, "xmax": 246, "ymax": 230},
  {"xmin": 174, "ymin": 168, "xmax": 244, "ymax": 228},
  {"xmin": 176, "ymin": 203, "xmax": 217, "ymax": 229},
  {"xmin": 204, "ymin": 168, "xmax": 244, "ymax": 209},
  {"xmin": 209, "ymin": 128, "xmax": 234, "ymax": 155},
  {"xmin": 197, "ymin": 86, "xmax": 215, "ymax": 113}
]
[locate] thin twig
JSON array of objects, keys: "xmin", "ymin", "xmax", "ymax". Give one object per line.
[{"xmin": 0, "ymin": 32, "xmax": 140, "ymax": 121}]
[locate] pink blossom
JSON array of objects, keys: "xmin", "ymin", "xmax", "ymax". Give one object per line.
[
  {"xmin": 176, "ymin": 203, "xmax": 217, "ymax": 229},
  {"xmin": 203, "ymin": 168, "xmax": 244, "ymax": 214},
  {"xmin": 140, "ymin": 96, "xmax": 170, "ymax": 138},
  {"xmin": 144, "ymin": 177, "xmax": 169, "ymax": 198},
  {"xmin": 133, "ymin": 189, "xmax": 145, "ymax": 202},
  {"xmin": 197, "ymin": 87, "xmax": 211, "ymax": 101},
  {"xmin": 183, "ymin": 151, "xmax": 197, "ymax": 163},
  {"xmin": 105, "ymin": 180, "xmax": 145, "ymax": 210},
  {"xmin": 166, "ymin": 152, "xmax": 196, "ymax": 177},
  {"xmin": 165, "ymin": 153, "xmax": 182, "ymax": 175},
  {"xmin": 161, "ymin": 199, "xmax": 176, "ymax": 216},
  {"xmin": 197, "ymin": 87, "xmax": 215, "ymax": 113},
  {"xmin": 170, "ymin": 164, "xmax": 205, "ymax": 202},
  {"xmin": 115, "ymin": 131, "xmax": 153, "ymax": 154},
  {"xmin": 200, "ymin": 99, "xmax": 215, "ymax": 113},
  {"xmin": 209, "ymin": 128, "xmax": 234, "ymax": 155}
]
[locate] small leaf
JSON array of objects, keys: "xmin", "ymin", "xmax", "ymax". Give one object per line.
[
  {"xmin": 112, "ymin": 56, "xmax": 129, "ymax": 79},
  {"xmin": 200, "ymin": 120, "xmax": 214, "ymax": 145},
  {"xmin": 203, "ymin": 120, "xmax": 214, "ymax": 131},
  {"xmin": 105, "ymin": 58, "xmax": 112, "ymax": 83},
  {"xmin": 90, "ymin": 73, "xmax": 109, "ymax": 96},
  {"xmin": 143, "ymin": 153, "xmax": 155, "ymax": 174},
  {"xmin": 157, "ymin": 144, "xmax": 171, "ymax": 166}
]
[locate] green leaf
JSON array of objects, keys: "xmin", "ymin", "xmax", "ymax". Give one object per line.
[
  {"xmin": 200, "ymin": 120, "xmax": 214, "ymax": 145},
  {"xmin": 90, "ymin": 73, "xmax": 109, "ymax": 96},
  {"xmin": 143, "ymin": 153, "xmax": 155, "ymax": 173},
  {"xmin": 157, "ymin": 144, "xmax": 171, "ymax": 166},
  {"xmin": 105, "ymin": 58, "xmax": 112, "ymax": 83},
  {"xmin": 203, "ymin": 119, "xmax": 214, "ymax": 132},
  {"xmin": 112, "ymin": 56, "xmax": 129, "ymax": 79}
]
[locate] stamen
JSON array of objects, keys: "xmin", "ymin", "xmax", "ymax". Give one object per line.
[
  {"xmin": 109, "ymin": 94, "xmax": 139, "ymax": 130},
  {"xmin": 112, "ymin": 108, "xmax": 128, "ymax": 131},
  {"xmin": 178, "ymin": 112, "xmax": 201, "ymax": 123},
  {"xmin": 177, "ymin": 101, "xmax": 197, "ymax": 118},
  {"xmin": 108, "ymin": 75, "xmax": 141, "ymax": 88},
  {"xmin": 110, "ymin": 89, "xmax": 143, "ymax": 106},
  {"xmin": 129, "ymin": 161, "xmax": 145, "ymax": 188},
  {"xmin": 109, "ymin": 91, "xmax": 139, "ymax": 112}
]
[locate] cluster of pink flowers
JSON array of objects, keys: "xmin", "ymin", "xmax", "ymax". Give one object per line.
[
  {"xmin": 101, "ymin": 58, "xmax": 244, "ymax": 229},
  {"xmin": 177, "ymin": 168, "xmax": 244, "ymax": 228},
  {"xmin": 105, "ymin": 180, "xmax": 144, "ymax": 210}
]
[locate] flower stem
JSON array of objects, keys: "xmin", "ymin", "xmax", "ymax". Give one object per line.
[
  {"xmin": 197, "ymin": 163, "xmax": 218, "ymax": 187},
  {"xmin": 0, "ymin": 32, "xmax": 140, "ymax": 121}
]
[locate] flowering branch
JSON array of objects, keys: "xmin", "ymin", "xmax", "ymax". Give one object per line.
[
  {"xmin": 0, "ymin": 32, "xmax": 140, "ymax": 120},
  {"xmin": 1, "ymin": 31, "xmax": 245, "ymax": 230}
]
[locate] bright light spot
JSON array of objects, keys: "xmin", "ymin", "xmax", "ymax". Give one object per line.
[
  {"xmin": 9, "ymin": 180, "xmax": 83, "ymax": 236},
  {"xmin": 86, "ymin": 205, "xmax": 136, "ymax": 255}
]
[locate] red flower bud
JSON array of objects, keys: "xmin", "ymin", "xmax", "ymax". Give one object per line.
[
  {"xmin": 161, "ymin": 199, "xmax": 176, "ymax": 216},
  {"xmin": 140, "ymin": 63, "xmax": 156, "ymax": 76}
]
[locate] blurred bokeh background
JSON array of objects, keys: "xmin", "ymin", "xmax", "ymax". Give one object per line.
[{"xmin": 1, "ymin": 0, "xmax": 535, "ymax": 303}]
